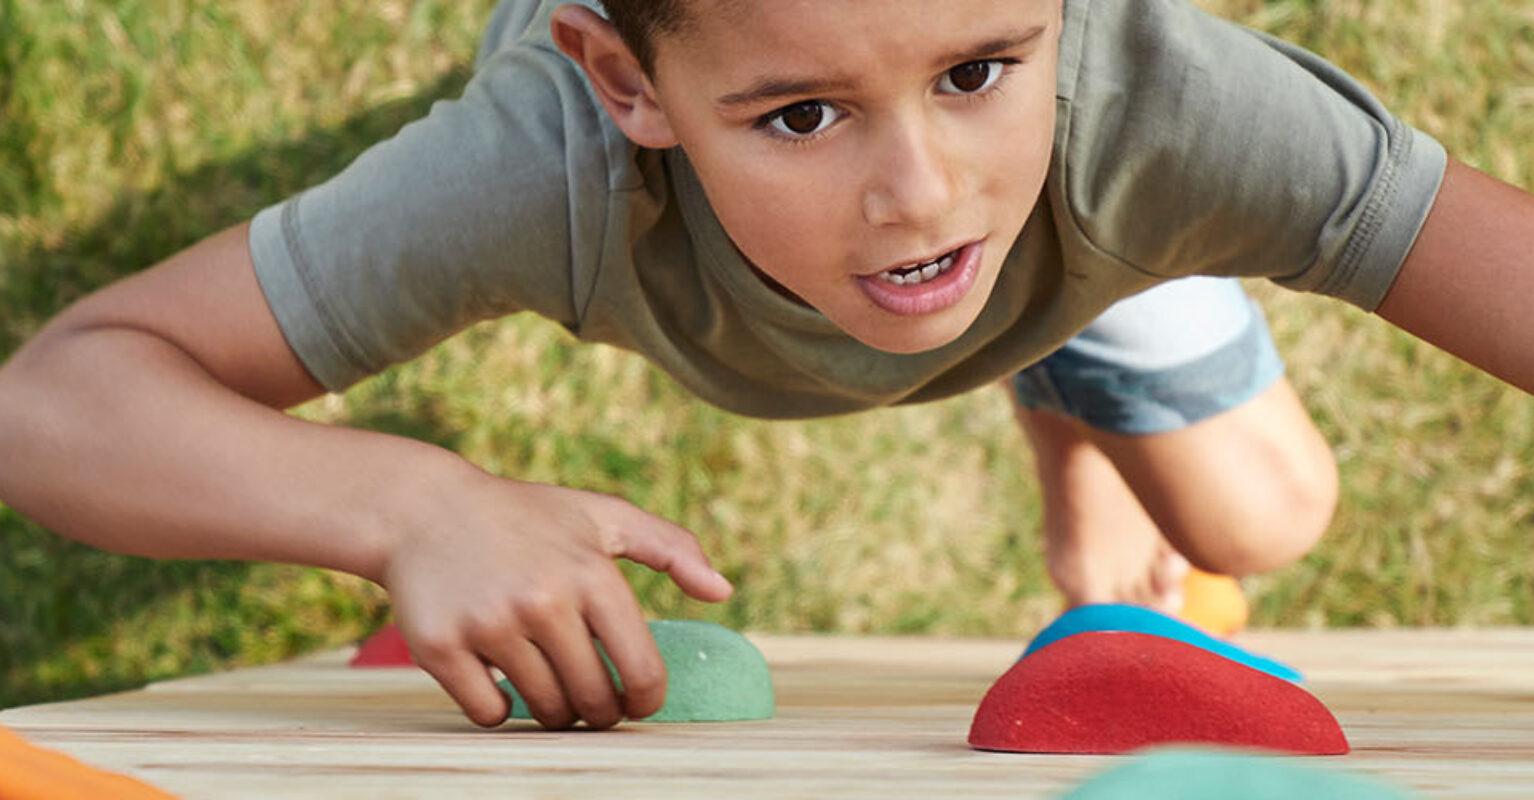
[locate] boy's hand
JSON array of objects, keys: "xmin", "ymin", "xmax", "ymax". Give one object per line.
[{"xmin": 379, "ymin": 476, "xmax": 734, "ymax": 730}]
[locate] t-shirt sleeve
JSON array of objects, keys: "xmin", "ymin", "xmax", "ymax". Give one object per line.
[
  {"xmin": 1058, "ymin": 0, "xmax": 1448, "ymax": 310},
  {"xmin": 248, "ymin": 42, "xmax": 615, "ymax": 393}
]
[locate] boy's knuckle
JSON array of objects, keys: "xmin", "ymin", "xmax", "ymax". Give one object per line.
[
  {"xmin": 463, "ymin": 607, "xmax": 513, "ymax": 641},
  {"xmin": 576, "ymin": 561, "xmax": 622, "ymax": 594},
  {"xmin": 409, "ymin": 630, "xmax": 460, "ymax": 664},
  {"xmin": 587, "ymin": 509, "xmax": 633, "ymax": 556},
  {"xmin": 677, "ymin": 530, "xmax": 705, "ymax": 556},
  {"xmin": 512, "ymin": 586, "xmax": 566, "ymax": 620}
]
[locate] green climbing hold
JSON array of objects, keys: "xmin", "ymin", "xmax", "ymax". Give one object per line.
[{"xmin": 497, "ymin": 619, "xmax": 775, "ymax": 723}]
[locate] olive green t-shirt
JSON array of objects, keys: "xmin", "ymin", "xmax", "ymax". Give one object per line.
[{"xmin": 248, "ymin": 0, "xmax": 1446, "ymax": 419}]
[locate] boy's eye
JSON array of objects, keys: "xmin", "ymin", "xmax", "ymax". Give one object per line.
[
  {"xmin": 939, "ymin": 60, "xmax": 1003, "ymax": 94},
  {"xmin": 759, "ymin": 59, "xmax": 1011, "ymax": 141},
  {"xmin": 765, "ymin": 100, "xmax": 840, "ymax": 138}
]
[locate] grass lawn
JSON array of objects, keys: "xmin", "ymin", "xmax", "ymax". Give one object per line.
[{"xmin": 2, "ymin": 0, "xmax": 1532, "ymax": 710}]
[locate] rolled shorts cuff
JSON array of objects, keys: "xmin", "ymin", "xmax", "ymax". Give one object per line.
[{"xmin": 1012, "ymin": 301, "xmax": 1286, "ymax": 436}]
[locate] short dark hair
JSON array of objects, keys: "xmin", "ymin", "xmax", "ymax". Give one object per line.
[{"xmin": 599, "ymin": 0, "xmax": 689, "ymax": 73}]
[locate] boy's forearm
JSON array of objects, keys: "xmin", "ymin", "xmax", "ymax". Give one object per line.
[
  {"xmin": 1377, "ymin": 160, "xmax": 1534, "ymax": 394},
  {"xmin": 0, "ymin": 326, "xmax": 475, "ymax": 583}
]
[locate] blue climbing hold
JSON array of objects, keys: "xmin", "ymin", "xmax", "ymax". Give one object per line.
[{"xmin": 1022, "ymin": 603, "xmax": 1303, "ymax": 683}]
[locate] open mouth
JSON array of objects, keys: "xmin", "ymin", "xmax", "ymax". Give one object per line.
[
  {"xmin": 856, "ymin": 239, "xmax": 985, "ymax": 317},
  {"xmin": 875, "ymin": 249, "xmax": 960, "ymax": 286}
]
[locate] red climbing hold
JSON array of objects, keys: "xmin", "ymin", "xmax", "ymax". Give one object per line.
[
  {"xmin": 348, "ymin": 623, "xmax": 416, "ymax": 668},
  {"xmin": 968, "ymin": 631, "xmax": 1348, "ymax": 755}
]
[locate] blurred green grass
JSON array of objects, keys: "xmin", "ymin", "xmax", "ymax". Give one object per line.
[{"xmin": 2, "ymin": 0, "xmax": 1532, "ymax": 710}]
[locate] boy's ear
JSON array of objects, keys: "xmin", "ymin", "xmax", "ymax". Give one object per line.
[{"xmin": 550, "ymin": 5, "xmax": 679, "ymax": 149}]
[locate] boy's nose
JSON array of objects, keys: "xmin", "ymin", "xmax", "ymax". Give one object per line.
[{"xmin": 861, "ymin": 116, "xmax": 959, "ymax": 229}]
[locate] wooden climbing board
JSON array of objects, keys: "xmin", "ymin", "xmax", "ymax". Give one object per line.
[{"xmin": 3, "ymin": 629, "xmax": 1533, "ymax": 798}]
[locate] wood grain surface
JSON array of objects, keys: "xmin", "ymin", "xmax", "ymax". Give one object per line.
[{"xmin": 4, "ymin": 630, "xmax": 1533, "ymax": 798}]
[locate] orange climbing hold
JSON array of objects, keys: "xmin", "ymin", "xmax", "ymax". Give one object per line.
[
  {"xmin": 1178, "ymin": 568, "xmax": 1249, "ymax": 637},
  {"xmin": 0, "ymin": 724, "xmax": 177, "ymax": 800}
]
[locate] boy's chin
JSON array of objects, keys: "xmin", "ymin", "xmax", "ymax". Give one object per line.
[
  {"xmin": 861, "ymin": 334, "xmax": 964, "ymax": 355},
  {"xmin": 842, "ymin": 315, "xmax": 977, "ymax": 355}
]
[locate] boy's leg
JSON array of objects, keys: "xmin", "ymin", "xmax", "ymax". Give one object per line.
[{"xmin": 1009, "ymin": 278, "xmax": 1338, "ymax": 614}]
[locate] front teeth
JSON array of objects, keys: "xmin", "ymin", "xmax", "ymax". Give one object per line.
[{"xmin": 879, "ymin": 252, "xmax": 956, "ymax": 286}]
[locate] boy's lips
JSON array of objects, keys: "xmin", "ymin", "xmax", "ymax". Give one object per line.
[
  {"xmin": 859, "ymin": 239, "xmax": 981, "ymax": 277},
  {"xmin": 855, "ymin": 239, "xmax": 985, "ymax": 317}
]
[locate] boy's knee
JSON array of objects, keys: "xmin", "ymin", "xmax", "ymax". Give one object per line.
[{"xmin": 1191, "ymin": 430, "xmax": 1339, "ymax": 577}]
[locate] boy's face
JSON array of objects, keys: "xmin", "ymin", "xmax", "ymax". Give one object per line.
[{"xmin": 648, "ymin": 0, "xmax": 1063, "ymax": 353}]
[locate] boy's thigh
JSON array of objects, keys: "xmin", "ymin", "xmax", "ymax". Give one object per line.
[{"xmin": 1013, "ymin": 277, "xmax": 1284, "ymax": 435}]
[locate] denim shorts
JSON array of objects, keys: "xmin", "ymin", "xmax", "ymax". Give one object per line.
[{"xmin": 1013, "ymin": 277, "xmax": 1285, "ymax": 435}]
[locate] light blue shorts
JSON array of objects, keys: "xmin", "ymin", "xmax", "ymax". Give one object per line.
[{"xmin": 1013, "ymin": 277, "xmax": 1285, "ymax": 435}]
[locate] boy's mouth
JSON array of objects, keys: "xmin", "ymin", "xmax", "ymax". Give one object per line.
[
  {"xmin": 856, "ymin": 239, "xmax": 985, "ymax": 317},
  {"xmin": 874, "ymin": 250, "xmax": 960, "ymax": 286}
]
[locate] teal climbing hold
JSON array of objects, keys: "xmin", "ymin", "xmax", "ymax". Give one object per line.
[
  {"xmin": 1062, "ymin": 748, "xmax": 1413, "ymax": 799},
  {"xmin": 498, "ymin": 619, "xmax": 774, "ymax": 723}
]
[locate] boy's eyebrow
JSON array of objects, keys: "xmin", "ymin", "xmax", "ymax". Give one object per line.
[
  {"xmin": 930, "ymin": 25, "xmax": 1049, "ymax": 72},
  {"xmin": 713, "ymin": 25, "xmax": 1049, "ymax": 110}
]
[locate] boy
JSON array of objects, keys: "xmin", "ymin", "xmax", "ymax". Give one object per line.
[{"xmin": 1, "ymin": 0, "xmax": 1529, "ymax": 734}]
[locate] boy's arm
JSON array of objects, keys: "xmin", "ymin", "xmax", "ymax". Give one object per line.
[
  {"xmin": 0, "ymin": 223, "xmax": 732, "ymax": 729},
  {"xmin": 1376, "ymin": 159, "xmax": 1534, "ymax": 391},
  {"xmin": 0, "ymin": 223, "xmax": 370, "ymax": 565}
]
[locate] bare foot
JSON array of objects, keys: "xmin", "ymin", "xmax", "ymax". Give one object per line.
[
  {"xmin": 1045, "ymin": 507, "xmax": 1190, "ymax": 615},
  {"xmin": 1019, "ymin": 407, "xmax": 1190, "ymax": 614}
]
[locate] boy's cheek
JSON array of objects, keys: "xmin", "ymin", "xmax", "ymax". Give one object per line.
[{"xmin": 694, "ymin": 160, "xmax": 856, "ymax": 262}]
